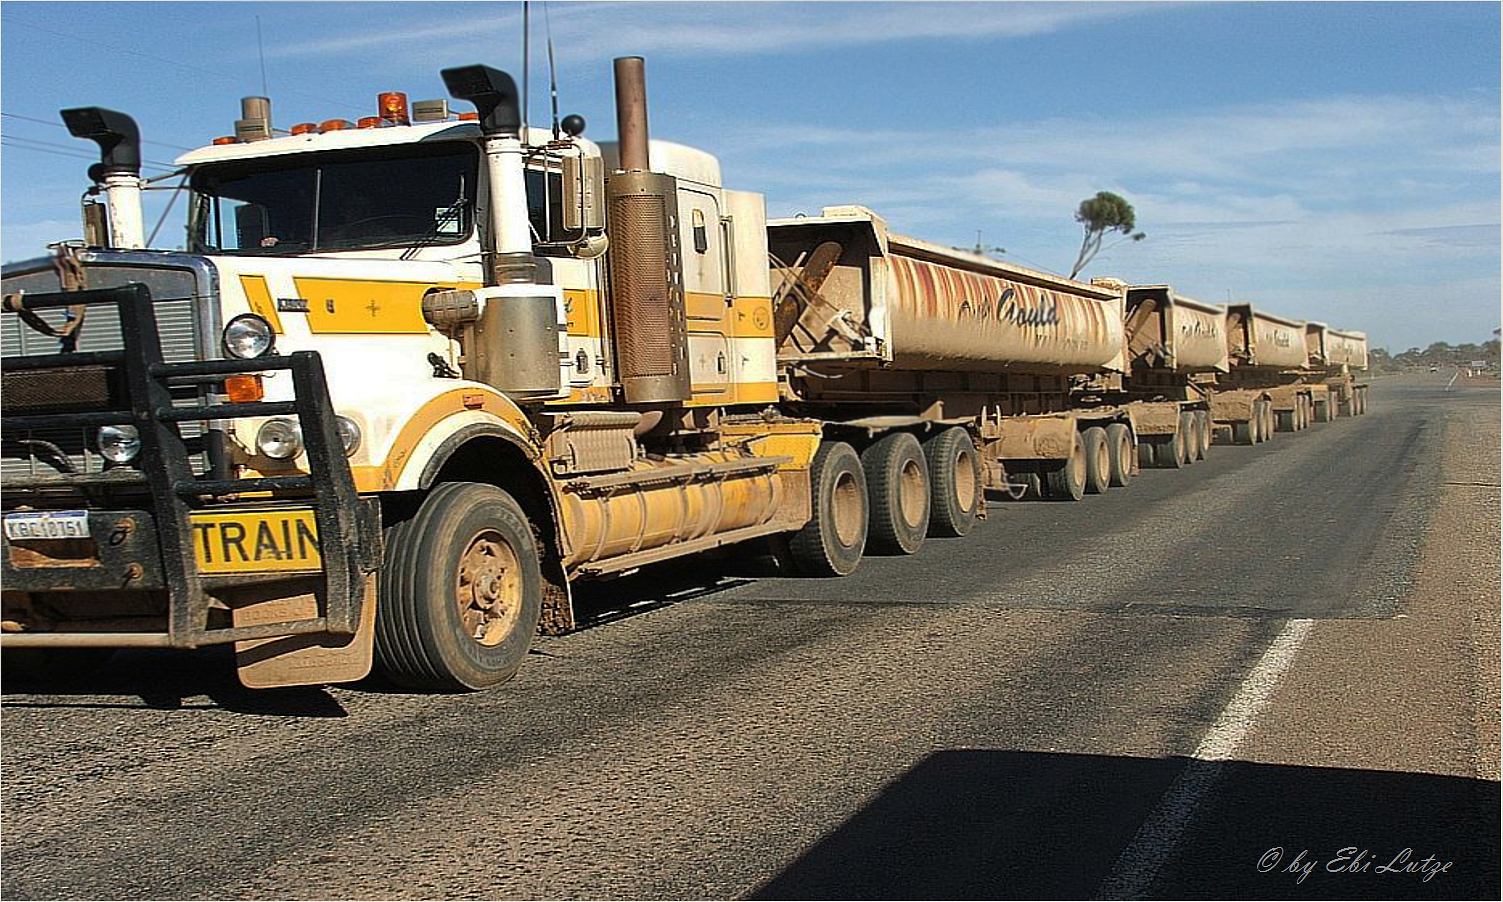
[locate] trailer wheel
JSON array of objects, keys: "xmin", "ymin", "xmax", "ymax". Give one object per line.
[
  {"xmin": 862, "ymin": 433, "xmax": 930, "ymax": 555},
  {"xmin": 375, "ymin": 482, "xmax": 543, "ymax": 692},
  {"xmin": 1256, "ymin": 399, "xmax": 1274, "ymax": 442},
  {"xmin": 1106, "ymin": 423, "xmax": 1133, "ymax": 488},
  {"xmin": 1082, "ymin": 426, "xmax": 1110, "ymax": 494},
  {"xmin": 1189, "ymin": 411, "xmax": 1208, "ymax": 460},
  {"xmin": 1138, "ymin": 438, "xmax": 1157, "ymax": 468},
  {"xmin": 1233, "ymin": 420, "xmax": 1254, "ymax": 445},
  {"xmin": 1314, "ymin": 398, "xmax": 1331, "ymax": 423},
  {"xmin": 789, "ymin": 441, "xmax": 868, "ymax": 575},
  {"xmin": 1043, "ymin": 431, "xmax": 1087, "ymax": 501},
  {"xmin": 923, "ymin": 427, "xmax": 981, "ymax": 537},
  {"xmin": 1154, "ymin": 422, "xmax": 1187, "ymax": 470}
]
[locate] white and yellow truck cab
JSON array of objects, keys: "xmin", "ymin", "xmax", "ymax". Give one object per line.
[{"xmin": 1, "ymin": 58, "xmax": 825, "ymax": 691}]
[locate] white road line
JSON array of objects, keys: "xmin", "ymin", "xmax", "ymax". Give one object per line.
[{"xmin": 1095, "ymin": 618, "xmax": 1316, "ymax": 899}]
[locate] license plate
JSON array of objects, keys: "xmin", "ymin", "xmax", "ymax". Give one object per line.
[
  {"xmin": 4, "ymin": 510, "xmax": 90, "ymax": 541},
  {"xmin": 190, "ymin": 508, "xmax": 322, "ymax": 575}
]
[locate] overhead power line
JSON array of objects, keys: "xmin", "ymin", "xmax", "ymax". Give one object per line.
[
  {"xmin": 1, "ymin": 135, "xmax": 180, "ymax": 173},
  {"xmin": 1, "ymin": 111, "xmax": 198, "ymax": 152}
]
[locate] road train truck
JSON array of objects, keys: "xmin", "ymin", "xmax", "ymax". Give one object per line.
[{"xmin": 0, "ymin": 58, "xmax": 1352, "ymax": 692}]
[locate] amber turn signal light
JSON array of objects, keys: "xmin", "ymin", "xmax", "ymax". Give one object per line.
[{"xmin": 224, "ymin": 374, "xmax": 265, "ymax": 403}]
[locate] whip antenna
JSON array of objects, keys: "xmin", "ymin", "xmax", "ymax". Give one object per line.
[
  {"xmin": 545, "ymin": 1, "xmax": 561, "ymax": 139},
  {"xmin": 521, "ymin": 1, "xmax": 530, "ymax": 140},
  {"xmin": 256, "ymin": 15, "xmax": 269, "ymax": 96}
]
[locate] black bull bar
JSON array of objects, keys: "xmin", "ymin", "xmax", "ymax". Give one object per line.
[{"xmin": 1, "ymin": 283, "xmax": 379, "ymax": 648}]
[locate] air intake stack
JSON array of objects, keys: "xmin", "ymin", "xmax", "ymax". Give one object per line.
[{"xmin": 605, "ymin": 57, "xmax": 691, "ymax": 406}]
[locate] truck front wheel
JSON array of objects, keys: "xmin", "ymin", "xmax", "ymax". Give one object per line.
[
  {"xmin": 788, "ymin": 441, "xmax": 868, "ymax": 576},
  {"xmin": 375, "ymin": 482, "xmax": 543, "ymax": 692}
]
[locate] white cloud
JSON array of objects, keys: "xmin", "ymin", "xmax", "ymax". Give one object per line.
[{"xmin": 265, "ymin": 2, "xmax": 1161, "ymax": 62}]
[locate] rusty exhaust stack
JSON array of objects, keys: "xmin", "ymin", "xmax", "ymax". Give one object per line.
[
  {"xmin": 613, "ymin": 57, "xmax": 651, "ymax": 172},
  {"xmin": 606, "ymin": 56, "xmax": 690, "ymax": 405}
]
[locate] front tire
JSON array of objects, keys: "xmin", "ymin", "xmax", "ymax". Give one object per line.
[
  {"xmin": 376, "ymin": 482, "xmax": 543, "ymax": 692},
  {"xmin": 789, "ymin": 441, "xmax": 868, "ymax": 576}
]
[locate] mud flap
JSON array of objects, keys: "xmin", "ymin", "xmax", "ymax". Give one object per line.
[{"xmin": 232, "ymin": 574, "xmax": 377, "ymax": 689}]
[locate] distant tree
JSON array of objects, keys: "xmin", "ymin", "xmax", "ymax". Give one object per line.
[{"xmin": 1069, "ymin": 191, "xmax": 1145, "ymax": 279}]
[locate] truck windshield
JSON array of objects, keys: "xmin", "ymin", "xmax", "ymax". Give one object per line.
[{"xmin": 188, "ymin": 142, "xmax": 478, "ymax": 254}]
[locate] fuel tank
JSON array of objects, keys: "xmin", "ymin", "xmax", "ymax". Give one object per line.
[
  {"xmin": 768, "ymin": 207, "xmax": 1123, "ymax": 375},
  {"xmin": 1124, "ymin": 285, "xmax": 1229, "ymax": 373},
  {"xmin": 1226, "ymin": 303, "xmax": 1308, "ymax": 370}
]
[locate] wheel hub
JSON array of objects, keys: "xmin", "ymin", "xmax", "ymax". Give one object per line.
[{"xmin": 457, "ymin": 530, "xmax": 521, "ymax": 646}]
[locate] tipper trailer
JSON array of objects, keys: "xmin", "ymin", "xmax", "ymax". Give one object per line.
[{"xmin": 0, "ymin": 57, "xmax": 1366, "ymax": 692}]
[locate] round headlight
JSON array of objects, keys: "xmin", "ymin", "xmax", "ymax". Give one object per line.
[
  {"xmin": 335, "ymin": 416, "xmax": 362, "ymax": 457},
  {"xmin": 97, "ymin": 425, "xmax": 141, "ymax": 463},
  {"xmin": 223, "ymin": 314, "xmax": 275, "ymax": 359},
  {"xmin": 255, "ymin": 418, "xmax": 303, "ymax": 460}
]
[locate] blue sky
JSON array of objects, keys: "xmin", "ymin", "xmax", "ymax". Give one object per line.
[{"xmin": 2, "ymin": 1, "xmax": 1498, "ymax": 352}]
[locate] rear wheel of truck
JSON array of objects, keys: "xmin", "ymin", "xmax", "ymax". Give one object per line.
[
  {"xmin": 923, "ymin": 427, "xmax": 981, "ymax": 537},
  {"xmin": 375, "ymin": 482, "xmax": 543, "ymax": 692},
  {"xmin": 1233, "ymin": 419, "xmax": 1254, "ymax": 445},
  {"xmin": 1194, "ymin": 411, "xmax": 1211, "ymax": 460},
  {"xmin": 1106, "ymin": 423, "xmax": 1133, "ymax": 487},
  {"xmin": 1082, "ymin": 426, "xmax": 1110, "ymax": 494},
  {"xmin": 1044, "ymin": 431, "xmax": 1087, "ymax": 501},
  {"xmin": 862, "ymin": 432, "xmax": 930, "ymax": 555},
  {"xmin": 789, "ymin": 441, "xmax": 869, "ymax": 575},
  {"xmin": 1314, "ymin": 398, "xmax": 1331, "ymax": 423}
]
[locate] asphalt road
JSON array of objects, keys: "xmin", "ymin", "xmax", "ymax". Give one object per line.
[{"xmin": 2, "ymin": 374, "xmax": 1498, "ymax": 900}]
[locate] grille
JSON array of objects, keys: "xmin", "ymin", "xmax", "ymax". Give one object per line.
[{"xmin": 2, "ymin": 253, "xmax": 215, "ymax": 486}]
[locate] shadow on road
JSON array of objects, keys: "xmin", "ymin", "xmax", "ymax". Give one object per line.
[
  {"xmin": 0, "ymin": 646, "xmax": 351, "ymax": 717},
  {"xmin": 748, "ymin": 749, "xmax": 1500, "ymax": 900}
]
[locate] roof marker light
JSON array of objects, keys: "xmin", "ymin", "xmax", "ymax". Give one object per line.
[
  {"xmin": 378, "ymin": 92, "xmax": 410, "ymax": 126},
  {"xmin": 356, "ymin": 116, "xmax": 382, "ymax": 129},
  {"xmin": 319, "ymin": 119, "xmax": 354, "ymax": 133},
  {"xmin": 290, "ymin": 122, "xmax": 318, "ymax": 136}
]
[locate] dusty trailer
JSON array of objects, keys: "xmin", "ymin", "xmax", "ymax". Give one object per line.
[
  {"xmin": 1304, "ymin": 323, "xmax": 1372, "ymax": 417},
  {"xmin": 1113, "ymin": 284, "xmax": 1229, "ymax": 466},
  {"xmin": 765, "ymin": 207, "xmax": 1210, "ymax": 506},
  {"xmin": 1210, "ymin": 303, "xmax": 1323, "ymax": 441}
]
